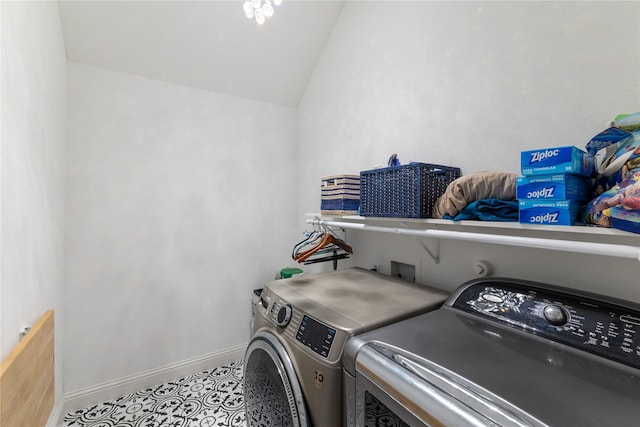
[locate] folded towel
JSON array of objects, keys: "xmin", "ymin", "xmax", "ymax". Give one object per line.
[
  {"xmin": 444, "ymin": 199, "xmax": 519, "ymax": 222},
  {"xmin": 433, "ymin": 171, "xmax": 518, "ymax": 218}
]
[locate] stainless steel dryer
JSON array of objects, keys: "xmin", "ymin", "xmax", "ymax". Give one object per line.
[
  {"xmin": 243, "ymin": 267, "xmax": 449, "ymax": 427},
  {"xmin": 343, "ymin": 277, "xmax": 640, "ymax": 427}
]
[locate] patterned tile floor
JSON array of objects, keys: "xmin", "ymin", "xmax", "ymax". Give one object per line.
[{"xmin": 64, "ymin": 360, "xmax": 246, "ymax": 427}]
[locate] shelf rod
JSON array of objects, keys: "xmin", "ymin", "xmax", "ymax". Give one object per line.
[{"xmin": 306, "ymin": 219, "xmax": 640, "ymax": 262}]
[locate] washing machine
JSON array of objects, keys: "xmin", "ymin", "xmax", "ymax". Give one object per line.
[
  {"xmin": 243, "ymin": 267, "xmax": 449, "ymax": 427},
  {"xmin": 343, "ymin": 277, "xmax": 640, "ymax": 426}
]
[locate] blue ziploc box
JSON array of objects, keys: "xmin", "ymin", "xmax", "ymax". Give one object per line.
[
  {"xmin": 519, "ymin": 200, "xmax": 582, "ymax": 226},
  {"xmin": 521, "ymin": 146, "xmax": 595, "ymax": 177},
  {"xmin": 516, "ymin": 174, "xmax": 593, "ymax": 201}
]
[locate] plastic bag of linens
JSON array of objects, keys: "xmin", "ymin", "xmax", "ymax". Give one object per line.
[{"xmin": 584, "ymin": 112, "xmax": 640, "ymax": 234}]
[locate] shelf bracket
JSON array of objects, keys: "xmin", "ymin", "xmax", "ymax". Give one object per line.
[
  {"xmin": 417, "ymin": 237, "xmax": 440, "ymax": 264},
  {"xmin": 398, "ymin": 222, "xmax": 440, "ymax": 264}
]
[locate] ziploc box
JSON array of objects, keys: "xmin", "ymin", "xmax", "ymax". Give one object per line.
[
  {"xmin": 516, "ymin": 174, "xmax": 592, "ymax": 201},
  {"xmin": 521, "ymin": 146, "xmax": 595, "ymax": 177},
  {"xmin": 519, "ymin": 200, "xmax": 582, "ymax": 226}
]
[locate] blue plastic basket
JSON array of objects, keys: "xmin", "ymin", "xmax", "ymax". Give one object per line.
[{"xmin": 360, "ymin": 163, "xmax": 461, "ymax": 218}]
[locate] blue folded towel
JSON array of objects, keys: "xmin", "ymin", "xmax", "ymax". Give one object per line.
[{"xmin": 443, "ymin": 199, "xmax": 519, "ymax": 222}]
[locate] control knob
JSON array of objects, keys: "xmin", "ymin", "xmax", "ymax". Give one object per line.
[
  {"xmin": 276, "ymin": 304, "xmax": 293, "ymax": 328},
  {"xmin": 543, "ymin": 304, "xmax": 568, "ymax": 326}
]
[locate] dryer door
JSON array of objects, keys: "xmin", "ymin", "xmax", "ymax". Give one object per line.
[{"xmin": 244, "ymin": 331, "xmax": 309, "ymax": 427}]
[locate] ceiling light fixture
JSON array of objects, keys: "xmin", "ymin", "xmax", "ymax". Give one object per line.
[{"xmin": 243, "ymin": 0, "xmax": 281, "ymax": 25}]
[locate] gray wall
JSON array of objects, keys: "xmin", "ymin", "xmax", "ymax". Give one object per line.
[
  {"xmin": 64, "ymin": 62, "xmax": 298, "ymax": 393},
  {"xmin": 297, "ymin": 1, "xmax": 640, "ymax": 297},
  {"xmin": 0, "ymin": 0, "xmax": 67, "ymax": 415}
]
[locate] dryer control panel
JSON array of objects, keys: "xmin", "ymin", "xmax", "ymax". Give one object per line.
[{"xmin": 452, "ymin": 281, "xmax": 640, "ymax": 370}]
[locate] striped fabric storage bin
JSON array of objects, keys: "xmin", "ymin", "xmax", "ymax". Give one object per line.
[{"xmin": 321, "ymin": 174, "xmax": 360, "ymax": 215}]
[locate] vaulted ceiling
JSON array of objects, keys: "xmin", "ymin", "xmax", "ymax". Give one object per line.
[{"xmin": 58, "ymin": 1, "xmax": 344, "ymax": 107}]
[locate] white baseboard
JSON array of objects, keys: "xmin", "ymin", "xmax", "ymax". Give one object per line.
[
  {"xmin": 46, "ymin": 399, "xmax": 65, "ymax": 427},
  {"xmin": 60, "ymin": 344, "xmax": 247, "ymax": 421}
]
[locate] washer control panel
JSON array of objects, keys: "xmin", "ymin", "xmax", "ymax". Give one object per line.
[
  {"xmin": 453, "ymin": 281, "xmax": 640, "ymax": 369},
  {"xmin": 267, "ymin": 298, "xmax": 336, "ymax": 359},
  {"xmin": 295, "ymin": 315, "xmax": 336, "ymax": 358}
]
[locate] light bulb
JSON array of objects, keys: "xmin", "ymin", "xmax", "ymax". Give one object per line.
[
  {"xmin": 255, "ymin": 10, "xmax": 266, "ymax": 25},
  {"xmin": 252, "ymin": 0, "xmax": 261, "ymax": 9},
  {"xmin": 262, "ymin": 2, "xmax": 274, "ymax": 17},
  {"xmin": 273, "ymin": 0, "xmax": 281, "ymax": 6},
  {"xmin": 243, "ymin": 1, "xmax": 254, "ymax": 18}
]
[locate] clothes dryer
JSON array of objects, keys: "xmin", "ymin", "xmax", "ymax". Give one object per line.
[{"xmin": 243, "ymin": 267, "xmax": 449, "ymax": 427}]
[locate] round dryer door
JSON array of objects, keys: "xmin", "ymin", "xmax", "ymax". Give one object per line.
[{"xmin": 244, "ymin": 331, "xmax": 309, "ymax": 427}]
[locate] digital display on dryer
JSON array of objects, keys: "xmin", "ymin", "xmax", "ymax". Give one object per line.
[{"xmin": 296, "ymin": 315, "xmax": 336, "ymax": 358}]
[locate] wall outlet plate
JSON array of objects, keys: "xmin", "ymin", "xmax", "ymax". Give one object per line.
[{"xmin": 391, "ymin": 261, "xmax": 416, "ymax": 282}]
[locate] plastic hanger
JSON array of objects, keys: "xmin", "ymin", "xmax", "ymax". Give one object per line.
[
  {"xmin": 291, "ymin": 231, "xmax": 324, "ymax": 260},
  {"xmin": 295, "ymin": 233, "xmax": 353, "ymax": 263}
]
